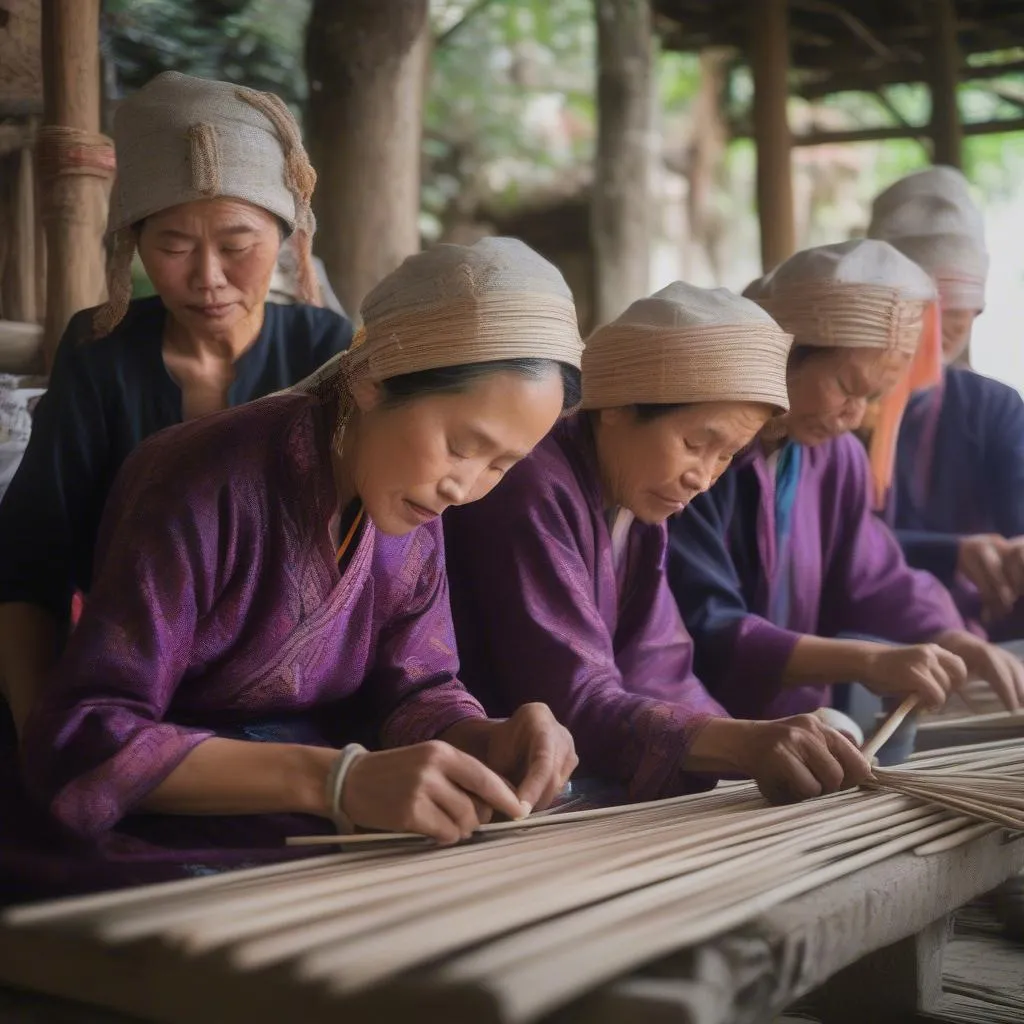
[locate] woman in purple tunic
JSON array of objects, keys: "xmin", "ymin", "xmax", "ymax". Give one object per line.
[
  {"xmin": 447, "ymin": 282, "xmax": 875, "ymax": 807},
  {"xmin": 3, "ymin": 237, "xmax": 582, "ymax": 900},
  {"xmin": 868, "ymin": 167, "xmax": 1024, "ymax": 639},
  {"xmin": 668, "ymin": 240, "xmax": 1024, "ymax": 728}
]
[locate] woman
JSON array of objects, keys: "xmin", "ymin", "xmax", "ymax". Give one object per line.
[
  {"xmin": 667, "ymin": 240, "xmax": 1024, "ymax": 727},
  {"xmin": 5, "ymin": 236, "xmax": 581, "ymax": 899},
  {"xmin": 445, "ymin": 281, "xmax": 872, "ymax": 806},
  {"xmin": 868, "ymin": 167, "xmax": 1024, "ymax": 638},
  {"xmin": 0, "ymin": 71, "xmax": 353, "ymax": 732}
]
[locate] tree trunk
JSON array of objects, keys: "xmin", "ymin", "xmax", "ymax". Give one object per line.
[
  {"xmin": 305, "ymin": 0, "xmax": 429, "ymax": 319},
  {"xmin": 40, "ymin": 0, "xmax": 111, "ymax": 368},
  {"xmin": 592, "ymin": 0, "xmax": 654, "ymax": 327}
]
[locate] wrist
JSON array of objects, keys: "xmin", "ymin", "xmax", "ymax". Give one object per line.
[
  {"xmin": 290, "ymin": 744, "xmax": 338, "ymax": 818},
  {"xmin": 438, "ymin": 715, "xmax": 495, "ymax": 762},
  {"xmin": 684, "ymin": 717, "xmax": 752, "ymax": 774}
]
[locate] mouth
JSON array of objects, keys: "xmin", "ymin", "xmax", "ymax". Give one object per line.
[
  {"xmin": 188, "ymin": 302, "xmax": 236, "ymax": 319},
  {"xmin": 651, "ymin": 493, "xmax": 691, "ymax": 513},
  {"xmin": 403, "ymin": 499, "xmax": 441, "ymax": 523}
]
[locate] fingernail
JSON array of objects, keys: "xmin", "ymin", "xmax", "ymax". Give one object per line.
[{"xmin": 518, "ymin": 800, "xmax": 533, "ymax": 818}]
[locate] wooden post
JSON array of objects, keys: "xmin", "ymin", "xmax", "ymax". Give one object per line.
[
  {"xmin": 929, "ymin": 0, "xmax": 963, "ymax": 168},
  {"xmin": 305, "ymin": 0, "xmax": 429, "ymax": 318},
  {"xmin": 750, "ymin": 0, "xmax": 795, "ymax": 274},
  {"xmin": 39, "ymin": 0, "xmax": 109, "ymax": 368},
  {"xmin": 13, "ymin": 142, "xmax": 38, "ymax": 324},
  {"xmin": 591, "ymin": 0, "xmax": 654, "ymax": 325}
]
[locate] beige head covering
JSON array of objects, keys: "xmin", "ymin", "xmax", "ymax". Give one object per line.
[
  {"xmin": 293, "ymin": 237, "xmax": 584, "ymax": 447},
  {"xmin": 95, "ymin": 71, "xmax": 320, "ymax": 337},
  {"xmin": 756, "ymin": 239, "xmax": 936, "ymax": 355},
  {"xmin": 581, "ymin": 282, "xmax": 791, "ymax": 412},
  {"xmin": 867, "ymin": 166, "xmax": 987, "ymax": 311}
]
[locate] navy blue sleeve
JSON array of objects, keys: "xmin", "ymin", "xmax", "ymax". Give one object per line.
[
  {"xmin": 894, "ymin": 528, "xmax": 961, "ymax": 585},
  {"xmin": 666, "ymin": 480, "xmax": 749, "ymax": 684},
  {"xmin": 0, "ymin": 313, "xmax": 110, "ymax": 620},
  {"xmin": 307, "ymin": 306, "xmax": 354, "ymax": 368},
  {"xmin": 981, "ymin": 378, "xmax": 1024, "ymax": 539}
]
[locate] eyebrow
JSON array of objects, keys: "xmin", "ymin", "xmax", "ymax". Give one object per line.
[
  {"xmin": 154, "ymin": 225, "xmax": 258, "ymax": 240},
  {"xmin": 465, "ymin": 426, "xmax": 529, "ymax": 461}
]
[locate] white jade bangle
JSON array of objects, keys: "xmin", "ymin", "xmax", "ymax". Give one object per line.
[{"xmin": 326, "ymin": 743, "xmax": 367, "ymax": 834}]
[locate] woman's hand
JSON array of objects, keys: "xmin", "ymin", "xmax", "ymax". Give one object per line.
[
  {"xmin": 932, "ymin": 629, "xmax": 1024, "ymax": 712},
  {"xmin": 958, "ymin": 534, "xmax": 1017, "ymax": 620},
  {"xmin": 339, "ymin": 741, "xmax": 527, "ymax": 845},
  {"xmin": 859, "ymin": 643, "xmax": 967, "ymax": 709},
  {"xmin": 479, "ymin": 702, "xmax": 579, "ymax": 812},
  {"xmin": 688, "ymin": 715, "xmax": 871, "ymax": 803}
]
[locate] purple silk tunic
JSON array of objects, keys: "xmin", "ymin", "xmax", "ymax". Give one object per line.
[
  {"xmin": 888, "ymin": 366, "xmax": 1024, "ymax": 638},
  {"xmin": 445, "ymin": 414, "xmax": 728, "ymax": 802},
  {"xmin": 667, "ymin": 433, "xmax": 964, "ymax": 720},
  {"xmin": 3, "ymin": 392, "xmax": 484, "ymax": 897}
]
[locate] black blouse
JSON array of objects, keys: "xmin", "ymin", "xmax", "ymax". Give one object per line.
[{"xmin": 0, "ymin": 296, "xmax": 353, "ymax": 621}]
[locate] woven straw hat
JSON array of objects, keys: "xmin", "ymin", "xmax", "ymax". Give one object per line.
[
  {"xmin": 94, "ymin": 71, "xmax": 320, "ymax": 337},
  {"xmin": 291, "ymin": 237, "xmax": 584, "ymax": 445},
  {"xmin": 581, "ymin": 281, "xmax": 792, "ymax": 412},
  {"xmin": 756, "ymin": 239, "xmax": 936, "ymax": 355},
  {"xmin": 867, "ymin": 166, "xmax": 987, "ymax": 311}
]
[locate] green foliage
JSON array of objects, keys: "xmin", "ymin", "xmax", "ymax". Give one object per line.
[{"xmin": 103, "ymin": 0, "xmax": 311, "ymax": 110}]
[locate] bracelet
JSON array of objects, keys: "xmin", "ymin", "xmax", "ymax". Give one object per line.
[{"xmin": 325, "ymin": 743, "xmax": 367, "ymax": 834}]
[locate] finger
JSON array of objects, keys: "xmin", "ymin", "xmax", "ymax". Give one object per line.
[
  {"xmin": 763, "ymin": 748, "xmax": 825, "ymax": 803},
  {"xmin": 906, "ymin": 665, "xmax": 948, "ymax": 709},
  {"xmin": 1001, "ymin": 650, "xmax": 1024, "ymax": 711},
  {"xmin": 443, "ymin": 747, "xmax": 527, "ymax": 820},
  {"xmin": 934, "ymin": 648, "xmax": 968, "ymax": 691},
  {"xmin": 430, "ymin": 779, "xmax": 486, "ymax": 840},
  {"xmin": 824, "ymin": 729, "xmax": 872, "ymax": 784},
  {"xmin": 976, "ymin": 648, "xmax": 1020, "ymax": 712},
  {"xmin": 1004, "ymin": 546, "xmax": 1024, "ymax": 596},
  {"xmin": 971, "ymin": 547, "xmax": 1016, "ymax": 615},
  {"xmin": 792, "ymin": 730, "xmax": 846, "ymax": 794},
  {"xmin": 406, "ymin": 797, "xmax": 468, "ymax": 846},
  {"xmin": 515, "ymin": 736, "xmax": 559, "ymax": 813}
]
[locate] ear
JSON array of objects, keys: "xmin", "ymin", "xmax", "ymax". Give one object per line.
[{"xmin": 351, "ymin": 378, "xmax": 383, "ymax": 413}]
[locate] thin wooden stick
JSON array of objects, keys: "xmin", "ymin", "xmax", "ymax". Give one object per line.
[{"xmin": 863, "ymin": 694, "xmax": 921, "ymax": 759}]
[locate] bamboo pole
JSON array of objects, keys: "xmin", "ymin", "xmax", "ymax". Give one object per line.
[
  {"xmin": 39, "ymin": 0, "xmax": 112, "ymax": 369},
  {"xmin": 749, "ymin": 0, "xmax": 795, "ymax": 273}
]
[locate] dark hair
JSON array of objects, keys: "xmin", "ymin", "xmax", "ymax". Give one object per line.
[
  {"xmin": 631, "ymin": 402, "xmax": 694, "ymax": 423},
  {"xmin": 377, "ymin": 359, "xmax": 581, "ymax": 413}
]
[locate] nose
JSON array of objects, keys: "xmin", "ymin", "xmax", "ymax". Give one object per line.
[
  {"xmin": 681, "ymin": 456, "xmax": 715, "ymax": 495},
  {"xmin": 189, "ymin": 244, "xmax": 227, "ymax": 292},
  {"xmin": 839, "ymin": 396, "xmax": 868, "ymax": 432}
]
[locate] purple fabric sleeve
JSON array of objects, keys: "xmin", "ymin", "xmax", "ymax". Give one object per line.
[{"xmin": 819, "ymin": 435, "xmax": 963, "ymax": 641}]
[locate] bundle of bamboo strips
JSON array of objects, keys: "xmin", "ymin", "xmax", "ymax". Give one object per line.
[{"xmin": 1, "ymin": 739, "xmax": 1023, "ymax": 1024}]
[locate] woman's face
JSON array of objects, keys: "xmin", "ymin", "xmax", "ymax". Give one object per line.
[
  {"xmin": 137, "ymin": 197, "xmax": 282, "ymax": 336},
  {"xmin": 594, "ymin": 401, "xmax": 774, "ymax": 524},
  {"xmin": 942, "ymin": 308, "xmax": 980, "ymax": 363},
  {"xmin": 349, "ymin": 369, "xmax": 565, "ymax": 535},
  {"xmin": 784, "ymin": 347, "xmax": 911, "ymax": 446}
]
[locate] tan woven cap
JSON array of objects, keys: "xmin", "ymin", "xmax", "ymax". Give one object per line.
[
  {"xmin": 757, "ymin": 239, "xmax": 936, "ymax": 356},
  {"xmin": 581, "ymin": 282, "xmax": 792, "ymax": 412},
  {"xmin": 94, "ymin": 71, "xmax": 320, "ymax": 337},
  {"xmin": 867, "ymin": 166, "xmax": 987, "ymax": 311},
  {"xmin": 889, "ymin": 233, "xmax": 987, "ymax": 312},
  {"xmin": 290, "ymin": 237, "xmax": 584, "ymax": 446}
]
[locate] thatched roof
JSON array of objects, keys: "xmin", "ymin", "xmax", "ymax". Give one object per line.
[
  {"xmin": 0, "ymin": 0, "xmax": 43, "ymax": 116},
  {"xmin": 655, "ymin": 1, "xmax": 1024, "ymax": 98}
]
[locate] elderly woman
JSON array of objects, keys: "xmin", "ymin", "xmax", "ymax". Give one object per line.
[
  {"xmin": 1, "ymin": 237, "xmax": 583, "ymax": 901},
  {"xmin": 445, "ymin": 282, "xmax": 873, "ymax": 807},
  {"xmin": 868, "ymin": 167, "xmax": 1024, "ymax": 639},
  {"xmin": 0, "ymin": 72, "xmax": 353, "ymax": 732},
  {"xmin": 668, "ymin": 240, "xmax": 1024, "ymax": 730}
]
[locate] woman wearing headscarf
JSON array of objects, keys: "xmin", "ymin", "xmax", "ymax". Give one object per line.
[
  {"xmin": 0, "ymin": 72, "xmax": 353, "ymax": 732},
  {"xmin": 868, "ymin": 166, "xmax": 1024, "ymax": 639},
  {"xmin": 667, "ymin": 240, "xmax": 1023, "ymax": 727},
  {"xmin": 3, "ymin": 236, "xmax": 581, "ymax": 900},
  {"xmin": 446, "ymin": 282, "xmax": 872, "ymax": 807}
]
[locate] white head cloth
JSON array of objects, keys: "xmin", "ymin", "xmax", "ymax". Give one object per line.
[
  {"xmin": 867, "ymin": 166, "xmax": 987, "ymax": 311},
  {"xmin": 581, "ymin": 281, "xmax": 792, "ymax": 411},
  {"xmin": 756, "ymin": 239, "xmax": 936, "ymax": 354}
]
